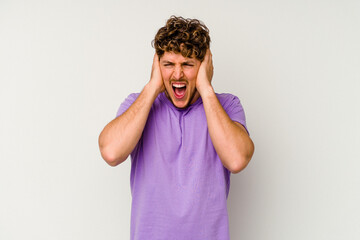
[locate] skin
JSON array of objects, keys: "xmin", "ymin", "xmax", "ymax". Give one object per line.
[
  {"xmin": 197, "ymin": 50, "xmax": 254, "ymax": 173},
  {"xmin": 98, "ymin": 49, "xmax": 254, "ymax": 173},
  {"xmin": 159, "ymin": 52, "xmax": 201, "ymax": 109}
]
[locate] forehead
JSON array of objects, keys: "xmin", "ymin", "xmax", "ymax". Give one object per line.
[{"xmin": 160, "ymin": 51, "xmax": 199, "ymax": 63}]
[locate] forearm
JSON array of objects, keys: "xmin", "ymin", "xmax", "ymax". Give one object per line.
[
  {"xmin": 98, "ymin": 83, "xmax": 160, "ymax": 166},
  {"xmin": 201, "ymin": 86, "xmax": 254, "ymax": 173}
]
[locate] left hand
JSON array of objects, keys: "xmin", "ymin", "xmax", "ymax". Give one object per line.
[{"xmin": 196, "ymin": 49, "xmax": 214, "ymax": 96}]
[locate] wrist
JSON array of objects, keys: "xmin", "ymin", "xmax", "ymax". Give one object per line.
[
  {"xmin": 145, "ymin": 81, "xmax": 163, "ymax": 97},
  {"xmin": 197, "ymin": 84, "xmax": 215, "ymax": 98}
]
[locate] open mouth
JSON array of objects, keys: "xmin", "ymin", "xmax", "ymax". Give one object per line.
[{"xmin": 172, "ymin": 82, "xmax": 187, "ymax": 99}]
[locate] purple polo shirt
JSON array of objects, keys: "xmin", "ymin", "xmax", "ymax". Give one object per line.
[{"xmin": 116, "ymin": 92, "xmax": 248, "ymax": 240}]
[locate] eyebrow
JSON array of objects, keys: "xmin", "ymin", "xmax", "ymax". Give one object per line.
[
  {"xmin": 161, "ymin": 60, "xmax": 174, "ymax": 64},
  {"xmin": 161, "ymin": 60, "xmax": 195, "ymax": 64}
]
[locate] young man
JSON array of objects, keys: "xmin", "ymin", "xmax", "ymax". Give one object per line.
[{"xmin": 99, "ymin": 16, "xmax": 254, "ymax": 240}]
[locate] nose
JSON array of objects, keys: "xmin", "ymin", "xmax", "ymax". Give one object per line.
[{"xmin": 172, "ymin": 65, "xmax": 184, "ymax": 80}]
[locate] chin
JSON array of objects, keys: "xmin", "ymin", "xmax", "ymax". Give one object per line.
[
  {"xmin": 165, "ymin": 87, "xmax": 198, "ymax": 109},
  {"xmin": 170, "ymin": 96, "xmax": 190, "ymax": 109}
]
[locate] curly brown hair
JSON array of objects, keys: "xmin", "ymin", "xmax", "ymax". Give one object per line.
[{"xmin": 152, "ymin": 16, "xmax": 211, "ymax": 61}]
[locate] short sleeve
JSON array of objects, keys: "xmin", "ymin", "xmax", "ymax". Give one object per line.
[
  {"xmin": 116, "ymin": 93, "xmax": 140, "ymax": 118},
  {"xmin": 217, "ymin": 93, "xmax": 250, "ymax": 136},
  {"xmin": 115, "ymin": 93, "xmax": 141, "ymax": 156}
]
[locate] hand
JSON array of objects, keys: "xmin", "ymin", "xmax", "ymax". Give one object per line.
[
  {"xmin": 196, "ymin": 49, "xmax": 214, "ymax": 96},
  {"xmin": 149, "ymin": 53, "xmax": 165, "ymax": 94}
]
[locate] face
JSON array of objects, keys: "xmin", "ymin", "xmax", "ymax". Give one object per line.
[{"xmin": 160, "ymin": 52, "xmax": 201, "ymax": 109}]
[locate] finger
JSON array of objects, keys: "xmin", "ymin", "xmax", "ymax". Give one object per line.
[
  {"xmin": 153, "ymin": 54, "xmax": 162, "ymax": 70},
  {"xmin": 153, "ymin": 53, "xmax": 158, "ymax": 63},
  {"xmin": 207, "ymin": 49, "xmax": 212, "ymax": 64},
  {"xmin": 207, "ymin": 49, "xmax": 213, "ymax": 66},
  {"xmin": 201, "ymin": 49, "xmax": 208, "ymax": 63},
  {"xmin": 205, "ymin": 49, "xmax": 210, "ymax": 60}
]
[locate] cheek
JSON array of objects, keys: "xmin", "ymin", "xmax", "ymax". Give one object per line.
[
  {"xmin": 187, "ymin": 71, "xmax": 198, "ymax": 84},
  {"xmin": 160, "ymin": 69, "xmax": 171, "ymax": 81}
]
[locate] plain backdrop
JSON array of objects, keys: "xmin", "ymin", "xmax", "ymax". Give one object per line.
[{"xmin": 1, "ymin": 0, "xmax": 359, "ymax": 239}]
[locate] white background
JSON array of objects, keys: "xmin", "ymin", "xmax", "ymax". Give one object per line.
[{"xmin": 1, "ymin": 0, "xmax": 359, "ymax": 239}]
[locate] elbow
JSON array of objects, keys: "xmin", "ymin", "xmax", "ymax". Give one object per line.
[
  {"xmin": 229, "ymin": 138, "xmax": 255, "ymax": 174},
  {"xmin": 98, "ymin": 132, "xmax": 128, "ymax": 167},
  {"xmin": 98, "ymin": 127, "xmax": 128, "ymax": 167},
  {"xmin": 99, "ymin": 147, "xmax": 118, "ymax": 166},
  {"xmin": 230, "ymin": 157, "xmax": 250, "ymax": 174},
  {"xmin": 98, "ymin": 136, "xmax": 128, "ymax": 167},
  {"xmin": 230, "ymin": 143, "xmax": 255, "ymax": 174},
  {"xmin": 100, "ymin": 147, "xmax": 127, "ymax": 167},
  {"xmin": 102, "ymin": 153, "xmax": 120, "ymax": 167}
]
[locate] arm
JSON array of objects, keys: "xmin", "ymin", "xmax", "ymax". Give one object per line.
[
  {"xmin": 196, "ymin": 50, "xmax": 255, "ymax": 174},
  {"xmin": 98, "ymin": 54, "xmax": 164, "ymax": 166}
]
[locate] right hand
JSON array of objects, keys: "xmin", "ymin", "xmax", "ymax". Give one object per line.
[{"xmin": 149, "ymin": 53, "xmax": 165, "ymax": 93}]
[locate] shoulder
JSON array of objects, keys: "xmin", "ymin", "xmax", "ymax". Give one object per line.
[
  {"xmin": 126, "ymin": 92, "xmax": 140, "ymax": 102},
  {"xmin": 119, "ymin": 92, "xmax": 141, "ymax": 106},
  {"xmin": 118, "ymin": 92, "xmax": 168, "ymax": 113},
  {"xmin": 116, "ymin": 92, "xmax": 140, "ymax": 117},
  {"xmin": 215, "ymin": 93, "xmax": 241, "ymax": 107}
]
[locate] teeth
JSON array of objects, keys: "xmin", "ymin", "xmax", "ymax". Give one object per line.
[{"xmin": 172, "ymin": 83, "xmax": 186, "ymax": 88}]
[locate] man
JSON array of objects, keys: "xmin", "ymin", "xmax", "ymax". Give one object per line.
[{"xmin": 99, "ymin": 16, "xmax": 254, "ymax": 240}]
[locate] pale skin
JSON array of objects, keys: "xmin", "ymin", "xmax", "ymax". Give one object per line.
[{"xmin": 98, "ymin": 49, "xmax": 254, "ymax": 173}]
